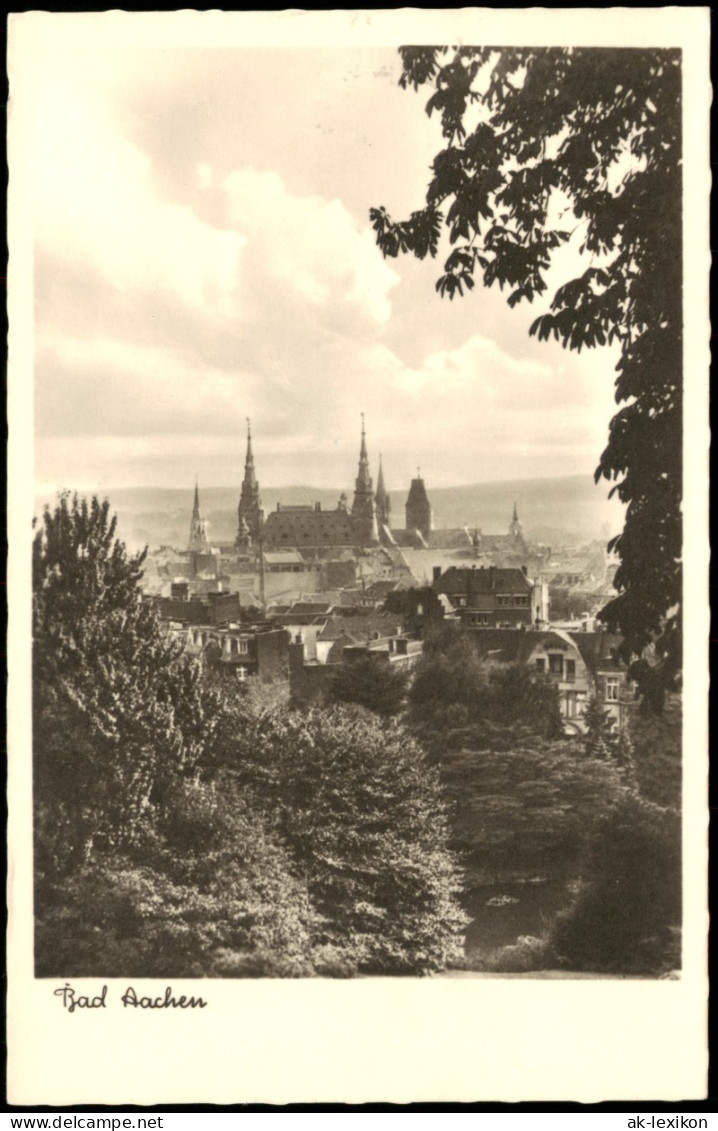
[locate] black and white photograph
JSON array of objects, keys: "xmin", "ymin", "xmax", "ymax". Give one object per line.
[{"xmin": 7, "ymin": 8, "xmax": 710, "ymax": 1106}]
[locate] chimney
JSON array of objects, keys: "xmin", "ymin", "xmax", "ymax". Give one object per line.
[
  {"xmin": 522, "ymin": 565, "xmax": 528, "ymax": 576},
  {"xmin": 489, "ymin": 566, "xmax": 496, "ymax": 588},
  {"xmin": 467, "ymin": 568, "xmax": 476, "ymax": 608},
  {"xmin": 433, "ymin": 566, "xmax": 442, "ymax": 583}
]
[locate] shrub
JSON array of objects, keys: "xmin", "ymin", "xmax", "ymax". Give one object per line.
[
  {"xmin": 33, "ymin": 494, "xmax": 466, "ymax": 978},
  {"xmin": 486, "ymin": 935, "xmax": 554, "ymax": 974},
  {"xmin": 550, "ymin": 793, "xmax": 681, "ymax": 974},
  {"xmin": 325, "ymin": 654, "xmax": 409, "ymax": 717},
  {"xmin": 35, "ymin": 778, "xmax": 318, "ymax": 979},
  {"xmin": 629, "ymin": 693, "xmax": 682, "ymax": 807},
  {"xmin": 409, "ymin": 632, "xmax": 562, "ymax": 740},
  {"xmin": 436, "ymin": 736, "xmax": 627, "ymax": 879},
  {"xmin": 222, "ymin": 705, "xmax": 468, "ymax": 974}
]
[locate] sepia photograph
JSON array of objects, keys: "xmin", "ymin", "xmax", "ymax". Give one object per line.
[{"xmin": 7, "ymin": 8, "xmax": 710, "ymax": 1106}]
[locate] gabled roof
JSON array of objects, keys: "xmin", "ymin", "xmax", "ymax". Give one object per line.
[
  {"xmin": 364, "ymin": 579, "xmax": 400, "ymax": 599},
  {"xmin": 317, "ymin": 621, "xmax": 358, "ymax": 642},
  {"xmin": 466, "ymin": 628, "xmax": 528, "ymax": 664},
  {"xmin": 317, "ymin": 611, "xmax": 403, "ymax": 642},
  {"xmin": 569, "ymin": 631, "xmax": 624, "ymax": 673},
  {"xmin": 463, "ymin": 625, "xmax": 625, "ymax": 673},
  {"xmin": 378, "ymin": 523, "xmax": 397, "ymax": 547},
  {"xmin": 428, "ymin": 528, "xmax": 473, "ymax": 550},
  {"xmin": 434, "ymin": 565, "xmax": 533, "ymax": 595},
  {"xmin": 287, "ymin": 601, "xmax": 333, "ymax": 615},
  {"xmin": 263, "ymin": 550, "xmax": 305, "ymax": 566},
  {"xmin": 479, "ymin": 534, "xmax": 511, "ymax": 548},
  {"xmin": 263, "ymin": 508, "xmax": 357, "ymax": 547}
]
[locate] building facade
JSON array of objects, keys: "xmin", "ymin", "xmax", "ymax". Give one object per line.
[
  {"xmin": 462, "ymin": 625, "xmax": 633, "ymax": 734},
  {"xmin": 435, "ymin": 564, "xmax": 549, "ymax": 628},
  {"xmin": 164, "ymin": 619, "xmax": 289, "ymax": 684}
]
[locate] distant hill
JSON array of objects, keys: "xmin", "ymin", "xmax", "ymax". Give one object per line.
[{"xmin": 35, "ymin": 475, "xmax": 624, "ymax": 552}]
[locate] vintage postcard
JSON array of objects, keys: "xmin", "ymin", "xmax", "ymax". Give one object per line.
[{"xmin": 6, "ymin": 8, "xmax": 710, "ymax": 1106}]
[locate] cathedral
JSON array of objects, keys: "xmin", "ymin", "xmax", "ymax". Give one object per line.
[
  {"xmin": 184, "ymin": 420, "xmax": 531, "ymax": 566},
  {"xmin": 233, "ymin": 417, "xmax": 433, "ymax": 553}
]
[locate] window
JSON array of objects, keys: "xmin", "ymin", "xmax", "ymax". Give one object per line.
[
  {"xmin": 548, "ymin": 653, "xmax": 563, "ymax": 677},
  {"xmin": 513, "ymin": 595, "xmax": 529, "ymax": 607},
  {"xmin": 565, "ymin": 659, "xmax": 576, "ymax": 683},
  {"xmin": 535, "ymin": 658, "xmax": 546, "ymax": 672},
  {"xmin": 237, "ymin": 639, "xmax": 249, "ymax": 655},
  {"xmin": 606, "ymin": 677, "xmax": 620, "ymax": 702},
  {"xmin": 497, "ymin": 595, "xmax": 510, "ymax": 607},
  {"xmin": 237, "ymin": 666, "xmax": 248, "ymax": 682}
]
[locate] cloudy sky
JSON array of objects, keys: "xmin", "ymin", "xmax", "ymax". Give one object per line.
[{"xmin": 20, "ymin": 14, "xmax": 624, "ymax": 497}]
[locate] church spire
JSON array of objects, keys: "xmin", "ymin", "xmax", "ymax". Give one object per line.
[
  {"xmin": 237, "ymin": 417, "xmax": 263, "ymax": 545},
  {"xmin": 188, "ymin": 476, "xmax": 209, "ymax": 552},
  {"xmin": 509, "ymin": 500, "xmax": 524, "ymax": 543},
  {"xmin": 243, "ymin": 417, "xmax": 257, "ymax": 488},
  {"xmin": 355, "ymin": 412, "xmax": 371, "ymax": 490},
  {"xmin": 376, "ymin": 453, "xmax": 385, "ymax": 493},
  {"xmin": 351, "ymin": 413, "xmax": 379, "ymax": 544},
  {"xmin": 375, "ymin": 452, "xmax": 391, "ymax": 529},
  {"xmin": 192, "ymin": 476, "xmax": 201, "ymax": 518}
]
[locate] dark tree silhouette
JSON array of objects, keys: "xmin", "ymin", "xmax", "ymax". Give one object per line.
[
  {"xmin": 550, "ymin": 793, "xmax": 681, "ymax": 973},
  {"xmin": 32, "ymin": 493, "xmax": 221, "ymax": 873},
  {"xmin": 325, "ymin": 654, "xmax": 409, "ymax": 717},
  {"xmin": 582, "ymin": 694, "xmax": 616, "ymax": 762},
  {"xmin": 371, "ymin": 47, "xmax": 681, "ymax": 679}
]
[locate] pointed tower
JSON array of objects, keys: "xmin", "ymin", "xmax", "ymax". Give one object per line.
[
  {"xmin": 405, "ymin": 469, "xmax": 432, "ymax": 541},
  {"xmin": 237, "ymin": 418, "xmax": 264, "ymax": 546},
  {"xmin": 351, "ymin": 414, "xmax": 379, "ymax": 545},
  {"xmin": 188, "ymin": 478, "xmax": 209, "ymax": 552},
  {"xmin": 509, "ymin": 501, "xmax": 524, "ymax": 542},
  {"xmin": 375, "ymin": 454, "xmax": 391, "ymax": 530},
  {"xmin": 236, "ymin": 514, "xmax": 252, "ymax": 554}
]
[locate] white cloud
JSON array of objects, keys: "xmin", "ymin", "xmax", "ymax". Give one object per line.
[
  {"xmin": 25, "ymin": 43, "xmax": 622, "ymax": 496},
  {"xmin": 223, "ymin": 168, "xmax": 399, "ymax": 330},
  {"xmin": 35, "ymin": 332, "xmax": 267, "ymax": 438},
  {"xmin": 31, "ymin": 71, "xmax": 245, "ymax": 317}
]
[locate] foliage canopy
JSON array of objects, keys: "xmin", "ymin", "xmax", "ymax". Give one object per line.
[
  {"xmin": 213, "ymin": 700, "xmax": 468, "ymax": 975},
  {"xmin": 550, "ymin": 793, "xmax": 681, "ymax": 973},
  {"xmin": 325, "ymin": 653, "xmax": 409, "ymax": 717},
  {"xmin": 409, "ymin": 628, "xmax": 563, "ymax": 741},
  {"xmin": 371, "ymin": 47, "xmax": 682, "ymax": 674},
  {"xmin": 33, "ymin": 493, "xmax": 466, "ymax": 977}
]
